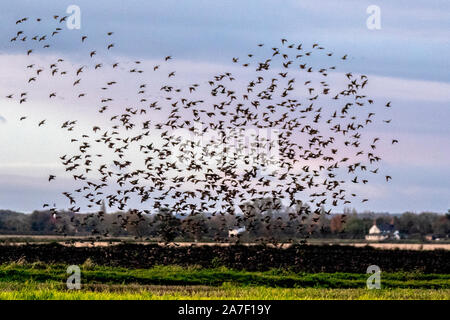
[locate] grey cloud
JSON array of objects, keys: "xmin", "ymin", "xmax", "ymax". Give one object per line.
[{"xmin": 0, "ymin": 0, "xmax": 449, "ymax": 82}]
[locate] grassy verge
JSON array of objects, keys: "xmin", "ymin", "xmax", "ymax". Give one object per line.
[
  {"xmin": 0, "ymin": 263, "xmax": 449, "ymax": 289},
  {"xmin": 0, "ymin": 282, "xmax": 448, "ymax": 300}
]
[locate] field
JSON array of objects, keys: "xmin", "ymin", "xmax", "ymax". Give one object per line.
[
  {"xmin": 0, "ymin": 243, "xmax": 449, "ymax": 300},
  {"xmin": 2, "ymin": 235, "xmax": 450, "ymax": 251},
  {"xmin": 0, "ymin": 264, "xmax": 449, "ymax": 300},
  {"xmin": 1, "ymin": 243, "xmax": 449, "ymax": 273},
  {"xmin": 2, "ymin": 284, "xmax": 449, "ymax": 300}
]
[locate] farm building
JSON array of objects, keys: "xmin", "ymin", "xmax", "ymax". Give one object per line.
[
  {"xmin": 228, "ymin": 227, "xmax": 246, "ymax": 238},
  {"xmin": 365, "ymin": 221, "xmax": 400, "ymax": 241}
]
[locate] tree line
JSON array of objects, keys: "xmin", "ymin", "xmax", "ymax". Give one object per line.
[{"xmin": 0, "ymin": 203, "xmax": 449, "ymax": 242}]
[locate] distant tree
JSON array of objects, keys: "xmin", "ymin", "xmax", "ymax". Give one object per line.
[
  {"xmin": 181, "ymin": 214, "xmax": 208, "ymax": 242},
  {"xmin": 432, "ymin": 214, "xmax": 450, "ymax": 236},
  {"xmin": 125, "ymin": 210, "xmax": 151, "ymax": 238},
  {"xmin": 156, "ymin": 208, "xmax": 181, "ymax": 242},
  {"xmin": 343, "ymin": 214, "xmax": 368, "ymax": 238},
  {"xmin": 330, "ymin": 214, "xmax": 344, "ymax": 234},
  {"xmin": 417, "ymin": 212, "xmax": 435, "ymax": 235},
  {"xmin": 0, "ymin": 210, "xmax": 30, "ymax": 234},
  {"xmin": 396, "ymin": 212, "xmax": 419, "ymax": 235},
  {"xmin": 29, "ymin": 211, "xmax": 55, "ymax": 234},
  {"xmin": 239, "ymin": 197, "xmax": 285, "ymax": 241}
]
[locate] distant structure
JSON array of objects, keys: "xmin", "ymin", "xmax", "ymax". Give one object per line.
[
  {"xmin": 365, "ymin": 220, "xmax": 400, "ymax": 241},
  {"xmin": 228, "ymin": 227, "xmax": 246, "ymax": 238},
  {"xmin": 425, "ymin": 234, "xmax": 444, "ymax": 241},
  {"xmin": 100, "ymin": 200, "xmax": 107, "ymax": 214}
]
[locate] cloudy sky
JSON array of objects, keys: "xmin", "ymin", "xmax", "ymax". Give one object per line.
[{"xmin": 0, "ymin": 0, "xmax": 449, "ymax": 213}]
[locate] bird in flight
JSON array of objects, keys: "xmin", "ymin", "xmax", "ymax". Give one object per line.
[{"xmin": 6, "ymin": 15, "xmax": 398, "ymax": 245}]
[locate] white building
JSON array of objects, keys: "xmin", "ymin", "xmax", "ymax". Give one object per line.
[
  {"xmin": 228, "ymin": 227, "xmax": 246, "ymax": 238},
  {"xmin": 365, "ymin": 222, "xmax": 400, "ymax": 241}
]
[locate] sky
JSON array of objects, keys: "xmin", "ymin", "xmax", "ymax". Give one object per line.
[{"xmin": 0, "ymin": 0, "xmax": 449, "ymax": 213}]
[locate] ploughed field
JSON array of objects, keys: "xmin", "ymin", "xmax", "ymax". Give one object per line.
[
  {"xmin": 1, "ymin": 236, "xmax": 449, "ymax": 251},
  {"xmin": 1, "ymin": 243, "xmax": 448, "ymax": 300},
  {"xmin": 0, "ymin": 264, "xmax": 449, "ymax": 300},
  {"xmin": 1, "ymin": 243, "xmax": 449, "ymax": 273}
]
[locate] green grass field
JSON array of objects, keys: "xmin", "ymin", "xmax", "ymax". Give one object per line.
[
  {"xmin": 1, "ymin": 283, "xmax": 448, "ymax": 300},
  {"xmin": 0, "ymin": 263, "xmax": 448, "ymax": 300}
]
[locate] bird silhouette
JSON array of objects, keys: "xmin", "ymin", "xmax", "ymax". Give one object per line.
[{"xmin": 6, "ymin": 14, "xmax": 398, "ymax": 245}]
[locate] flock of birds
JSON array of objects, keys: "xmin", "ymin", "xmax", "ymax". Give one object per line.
[{"xmin": 4, "ymin": 14, "xmax": 397, "ymax": 244}]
